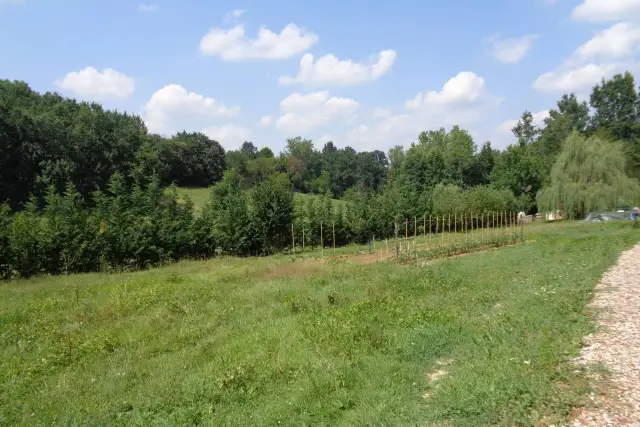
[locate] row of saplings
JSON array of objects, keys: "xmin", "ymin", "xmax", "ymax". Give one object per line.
[
  {"xmin": 0, "ymin": 171, "xmax": 301, "ymax": 279},
  {"xmin": 0, "ymin": 169, "xmax": 523, "ymax": 280}
]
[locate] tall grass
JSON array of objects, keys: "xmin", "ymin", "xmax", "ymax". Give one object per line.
[{"xmin": 1, "ymin": 222, "xmax": 638, "ymax": 425}]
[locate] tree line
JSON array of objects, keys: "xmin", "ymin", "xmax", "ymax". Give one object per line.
[{"xmin": 1, "ymin": 71, "xmax": 640, "ymax": 278}]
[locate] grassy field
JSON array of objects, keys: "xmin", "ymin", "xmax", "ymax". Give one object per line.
[
  {"xmin": 1, "ymin": 222, "xmax": 639, "ymax": 426},
  {"xmin": 172, "ymin": 187, "xmax": 212, "ymax": 213}
]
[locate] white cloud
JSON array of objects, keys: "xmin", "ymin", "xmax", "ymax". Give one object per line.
[
  {"xmin": 533, "ymin": 62, "xmax": 628, "ymax": 92},
  {"xmin": 498, "ymin": 110, "xmax": 550, "ymax": 134},
  {"xmin": 278, "ymin": 50, "xmax": 397, "ymax": 86},
  {"xmin": 372, "ymin": 107, "xmax": 392, "ymax": 119},
  {"xmin": 483, "ymin": 34, "xmax": 539, "ymax": 64},
  {"xmin": 572, "ymin": 0, "xmax": 640, "ymax": 22},
  {"xmin": 55, "ymin": 67, "xmax": 135, "ymax": 99},
  {"xmin": 142, "ymin": 84, "xmax": 240, "ymax": 134},
  {"xmin": 275, "ymin": 91, "xmax": 359, "ymax": 133},
  {"xmin": 259, "ymin": 115, "xmax": 273, "ymax": 126},
  {"xmin": 199, "ymin": 24, "xmax": 318, "ymax": 60},
  {"xmin": 535, "ymin": 18, "xmax": 640, "ymax": 94},
  {"xmin": 575, "ymin": 22, "xmax": 640, "ymax": 60},
  {"xmin": 344, "ymin": 71, "xmax": 502, "ymax": 150},
  {"xmin": 137, "ymin": 3, "xmax": 158, "ymax": 13},
  {"xmin": 405, "ymin": 72, "xmax": 487, "ymax": 108},
  {"xmin": 202, "ymin": 125, "xmax": 251, "ymax": 149}
]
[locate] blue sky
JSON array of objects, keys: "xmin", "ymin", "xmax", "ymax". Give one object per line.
[{"xmin": 2, "ymin": 0, "xmax": 640, "ymax": 152}]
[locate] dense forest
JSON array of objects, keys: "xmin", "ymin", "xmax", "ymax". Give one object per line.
[{"xmin": 1, "ymin": 72, "xmax": 639, "ymax": 278}]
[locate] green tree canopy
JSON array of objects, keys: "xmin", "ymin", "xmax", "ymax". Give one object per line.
[{"xmin": 537, "ymin": 132, "xmax": 640, "ymax": 218}]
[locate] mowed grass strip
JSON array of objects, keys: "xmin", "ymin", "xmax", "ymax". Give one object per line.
[{"xmin": 1, "ymin": 222, "xmax": 638, "ymax": 426}]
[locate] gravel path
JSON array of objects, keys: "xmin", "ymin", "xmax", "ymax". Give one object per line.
[{"xmin": 571, "ymin": 243, "xmax": 640, "ymax": 427}]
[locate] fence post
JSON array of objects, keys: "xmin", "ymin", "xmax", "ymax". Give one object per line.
[
  {"xmin": 448, "ymin": 213, "xmax": 451, "ymax": 243},
  {"xmin": 429, "ymin": 215, "xmax": 432, "ymax": 245},
  {"xmin": 292, "ymin": 222, "xmax": 295, "ymax": 256},
  {"xmin": 520, "ymin": 215, "xmax": 524, "ymax": 242},
  {"xmin": 302, "ymin": 226, "xmax": 305, "ymax": 256},
  {"xmin": 414, "ymin": 216, "xmax": 417, "ymax": 240}
]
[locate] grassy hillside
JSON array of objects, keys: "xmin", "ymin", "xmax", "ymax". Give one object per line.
[{"xmin": 2, "ymin": 222, "xmax": 638, "ymax": 426}]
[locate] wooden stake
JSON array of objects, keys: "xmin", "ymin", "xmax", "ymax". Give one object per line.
[
  {"xmin": 454, "ymin": 212, "xmax": 457, "ymax": 235},
  {"xmin": 448, "ymin": 213, "xmax": 451, "ymax": 242},
  {"xmin": 440, "ymin": 216, "xmax": 444, "ymax": 244},
  {"xmin": 395, "ymin": 221, "xmax": 400, "ymax": 258},
  {"xmin": 492, "ymin": 211, "xmax": 495, "ymax": 237},
  {"xmin": 321, "ymin": 221, "xmax": 324, "ymax": 257},
  {"xmin": 414, "ymin": 216, "xmax": 417, "ymax": 240},
  {"xmin": 423, "ymin": 214, "xmax": 426, "ymax": 238},
  {"xmin": 465, "ymin": 212, "xmax": 468, "ymax": 235},
  {"xmin": 302, "ymin": 226, "xmax": 305, "ymax": 255},
  {"xmin": 292, "ymin": 223, "xmax": 295, "ymax": 255},
  {"xmin": 405, "ymin": 219, "xmax": 408, "ymax": 240},
  {"xmin": 332, "ymin": 221, "xmax": 336, "ymax": 255},
  {"xmin": 481, "ymin": 212, "xmax": 484, "ymax": 243},
  {"xmin": 429, "ymin": 215, "xmax": 432, "ymax": 245}
]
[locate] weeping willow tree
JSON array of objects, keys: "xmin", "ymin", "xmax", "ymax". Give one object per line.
[{"xmin": 537, "ymin": 132, "xmax": 640, "ymax": 219}]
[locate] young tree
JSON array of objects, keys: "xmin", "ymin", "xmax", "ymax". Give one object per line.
[
  {"xmin": 250, "ymin": 173, "xmax": 294, "ymax": 254},
  {"xmin": 205, "ymin": 169, "xmax": 255, "ymax": 256}
]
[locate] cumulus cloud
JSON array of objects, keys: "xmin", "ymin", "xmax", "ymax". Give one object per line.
[
  {"xmin": 572, "ymin": 0, "xmax": 640, "ymax": 22},
  {"xmin": 372, "ymin": 107, "xmax": 392, "ymax": 119},
  {"xmin": 199, "ymin": 24, "xmax": 318, "ymax": 60},
  {"xmin": 405, "ymin": 72, "xmax": 487, "ymax": 108},
  {"xmin": 142, "ymin": 84, "xmax": 240, "ymax": 134},
  {"xmin": 278, "ymin": 50, "xmax": 397, "ymax": 86},
  {"xmin": 275, "ymin": 91, "xmax": 359, "ymax": 133},
  {"xmin": 482, "ymin": 34, "xmax": 539, "ymax": 64},
  {"xmin": 575, "ymin": 22, "xmax": 640, "ymax": 60},
  {"xmin": 344, "ymin": 71, "xmax": 502, "ymax": 150},
  {"xmin": 534, "ymin": 19, "xmax": 640, "ymax": 94},
  {"xmin": 533, "ymin": 62, "xmax": 630, "ymax": 92},
  {"xmin": 258, "ymin": 115, "xmax": 273, "ymax": 126},
  {"xmin": 202, "ymin": 125, "xmax": 251, "ymax": 149},
  {"xmin": 55, "ymin": 67, "xmax": 135, "ymax": 99}
]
